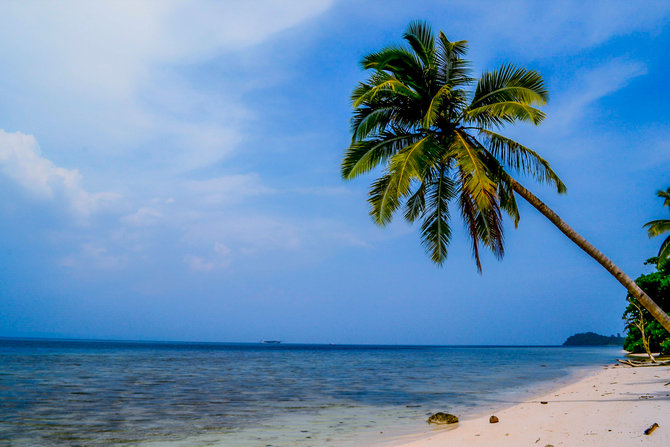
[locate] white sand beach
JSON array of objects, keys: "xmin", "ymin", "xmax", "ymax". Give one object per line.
[{"xmin": 391, "ymin": 362, "xmax": 670, "ymax": 447}]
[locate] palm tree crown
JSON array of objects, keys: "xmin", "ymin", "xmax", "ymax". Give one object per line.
[
  {"xmin": 342, "ymin": 21, "xmax": 565, "ymax": 270},
  {"xmin": 644, "ymin": 187, "xmax": 670, "ymax": 262}
]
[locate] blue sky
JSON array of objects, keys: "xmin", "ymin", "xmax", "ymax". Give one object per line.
[{"xmin": 1, "ymin": 1, "xmax": 669, "ymax": 345}]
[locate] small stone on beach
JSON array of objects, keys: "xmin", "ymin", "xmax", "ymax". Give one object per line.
[
  {"xmin": 489, "ymin": 415, "xmax": 499, "ymax": 423},
  {"xmin": 427, "ymin": 412, "xmax": 459, "ymax": 424}
]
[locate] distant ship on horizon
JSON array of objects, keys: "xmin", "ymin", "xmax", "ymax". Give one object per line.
[{"xmin": 260, "ymin": 340, "xmax": 281, "ymax": 344}]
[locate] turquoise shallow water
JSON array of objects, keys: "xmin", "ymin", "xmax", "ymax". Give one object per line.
[{"xmin": 0, "ymin": 339, "xmax": 620, "ymax": 446}]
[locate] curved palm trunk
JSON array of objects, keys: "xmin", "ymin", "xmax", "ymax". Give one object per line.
[{"xmin": 509, "ymin": 178, "xmax": 670, "ymax": 333}]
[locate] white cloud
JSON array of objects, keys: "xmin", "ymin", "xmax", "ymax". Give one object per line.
[
  {"xmin": 184, "ymin": 241, "xmax": 233, "ymax": 271},
  {"xmin": 0, "ymin": 1, "xmax": 333, "ymax": 94},
  {"xmin": 187, "ymin": 173, "xmax": 275, "ymax": 205},
  {"xmin": 60, "ymin": 243, "xmax": 125, "ymax": 270},
  {"xmin": 543, "ymin": 58, "xmax": 647, "ymax": 135},
  {"xmin": 0, "ymin": 129, "xmax": 119, "ymax": 216},
  {"xmin": 183, "ymin": 254, "xmax": 216, "ymax": 272},
  {"xmin": 454, "ymin": 0, "xmax": 670, "ymax": 61},
  {"xmin": 0, "ymin": 1, "xmax": 334, "ymax": 171},
  {"xmin": 122, "ymin": 207, "xmax": 164, "ymax": 227},
  {"xmin": 213, "ymin": 242, "xmax": 232, "ymax": 256},
  {"xmin": 500, "ymin": 57, "xmax": 649, "ymax": 166}
]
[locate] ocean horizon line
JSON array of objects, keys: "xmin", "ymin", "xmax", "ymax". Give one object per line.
[{"xmin": 0, "ymin": 335, "xmax": 584, "ymax": 348}]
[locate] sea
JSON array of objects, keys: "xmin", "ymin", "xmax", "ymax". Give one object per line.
[{"xmin": 0, "ymin": 339, "xmax": 622, "ymax": 446}]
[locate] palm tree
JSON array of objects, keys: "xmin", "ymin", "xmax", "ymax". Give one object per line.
[
  {"xmin": 644, "ymin": 187, "xmax": 670, "ymax": 263},
  {"xmin": 342, "ymin": 21, "xmax": 670, "ymax": 332}
]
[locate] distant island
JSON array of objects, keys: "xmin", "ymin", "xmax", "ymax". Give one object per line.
[{"xmin": 563, "ymin": 332, "xmax": 624, "ymax": 346}]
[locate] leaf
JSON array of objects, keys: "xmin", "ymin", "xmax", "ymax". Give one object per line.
[
  {"xmin": 436, "ymin": 32, "xmax": 471, "ymax": 88},
  {"xmin": 404, "ymin": 181, "xmax": 426, "ymax": 222},
  {"xmin": 420, "ymin": 163, "xmax": 455, "ymax": 264},
  {"xmin": 465, "ymin": 101, "xmax": 546, "ymax": 125},
  {"xmin": 422, "ymin": 84, "xmax": 453, "ymax": 128},
  {"xmin": 342, "ymin": 132, "xmax": 422, "ymax": 179},
  {"xmin": 360, "ymin": 47, "xmax": 425, "ymax": 87},
  {"xmin": 471, "ymin": 63, "xmax": 548, "ymax": 107},
  {"xmin": 457, "ymin": 169, "xmax": 505, "ymax": 272},
  {"xmin": 387, "ymin": 135, "xmax": 433, "ymax": 199},
  {"xmin": 451, "ymin": 130, "xmax": 496, "ymax": 209},
  {"xmin": 644, "ymin": 219, "xmax": 670, "ymax": 238},
  {"xmin": 657, "ymin": 187, "xmax": 670, "ymax": 207},
  {"xmin": 403, "ymin": 20, "xmax": 435, "ymax": 68},
  {"xmin": 368, "ymin": 173, "xmax": 400, "ymax": 226},
  {"xmin": 479, "ymin": 129, "xmax": 566, "ymax": 193},
  {"xmin": 659, "ymin": 235, "xmax": 670, "ymax": 261},
  {"xmin": 352, "ymin": 77, "xmax": 419, "ymax": 109},
  {"xmin": 498, "ymin": 176, "xmax": 520, "ymax": 227}
]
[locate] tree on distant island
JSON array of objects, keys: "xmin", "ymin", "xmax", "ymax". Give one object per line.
[
  {"xmin": 644, "ymin": 187, "xmax": 670, "ymax": 266},
  {"xmin": 341, "ymin": 21, "xmax": 670, "ymax": 332},
  {"xmin": 562, "ymin": 332, "xmax": 624, "ymax": 347},
  {"xmin": 622, "ymin": 258, "xmax": 670, "ymax": 356}
]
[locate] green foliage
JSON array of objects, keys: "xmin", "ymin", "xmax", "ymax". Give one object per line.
[
  {"xmin": 342, "ymin": 21, "xmax": 565, "ymax": 270},
  {"xmin": 643, "ymin": 187, "xmax": 670, "ymax": 264},
  {"xmin": 563, "ymin": 332, "xmax": 624, "ymax": 346},
  {"xmin": 622, "ymin": 258, "xmax": 670, "ymax": 353}
]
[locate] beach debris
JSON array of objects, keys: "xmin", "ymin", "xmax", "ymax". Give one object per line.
[
  {"xmin": 427, "ymin": 412, "xmax": 459, "ymax": 424},
  {"xmin": 489, "ymin": 415, "xmax": 499, "ymax": 423},
  {"xmin": 616, "ymin": 358, "xmax": 670, "ymax": 367},
  {"xmin": 540, "ymin": 401, "xmax": 548, "ymax": 405},
  {"xmin": 639, "ymin": 394, "xmax": 654, "ymax": 399},
  {"xmin": 644, "ymin": 422, "xmax": 659, "ymax": 435}
]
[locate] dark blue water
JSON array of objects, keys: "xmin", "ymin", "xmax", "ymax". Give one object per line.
[{"xmin": 0, "ymin": 339, "xmax": 621, "ymax": 446}]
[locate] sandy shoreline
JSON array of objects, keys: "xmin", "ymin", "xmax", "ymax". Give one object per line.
[{"xmin": 387, "ymin": 361, "xmax": 670, "ymax": 446}]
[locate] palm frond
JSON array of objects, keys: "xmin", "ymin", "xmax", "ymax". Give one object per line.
[
  {"xmin": 352, "ymin": 75, "xmax": 419, "ymax": 109},
  {"xmin": 456, "ymin": 164, "xmax": 505, "ymax": 272},
  {"xmin": 360, "ymin": 47, "xmax": 425, "ymax": 87},
  {"xmin": 368, "ymin": 173, "xmax": 401, "ymax": 226},
  {"xmin": 422, "ymin": 84, "xmax": 454, "ymax": 128},
  {"xmin": 404, "ymin": 181, "xmax": 426, "ymax": 222},
  {"xmin": 420, "ymin": 163, "xmax": 455, "ymax": 264},
  {"xmin": 644, "ymin": 219, "xmax": 670, "ymax": 238},
  {"xmin": 465, "ymin": 101, "xmax": 546, "ymax": 126},
  {"xmin": 368, "ymin": 136, "xmax": 433, "ymax": 225},
  {"xmin": 387, "ymin": 135, "xmax": 433, "ymax": 198},
  {"xmin": 479, "ymin": 199, "xmax": 505, "ymax": 259},
  {"xmin": 451, "ymin": 130, "xmax": 496, "ymax": 209},
  {"xmin": 342, "ymin": 132, "xmax": 422, "ymax": 179},
  {"xmin": 436, "ymin": 32, "xmax": 472, "ymax": 88},
  {"xmin": 471, "ymin": 64, "xmax": 547, "ymax": 108},
  {"xmin": 498, "ymin": 176, "xmax": 520, "ymax": 227},
  {"xmin": 351, "ymin": 106, "xmax": 396, "ymax": 141},
  {"xmin": 659, "ymin": 235, "xmax": 670, "ymax": 261},
  {"xmin": 457, "ymin": 179, "xmax": 483, "ymax": 272},
  {"xmin": 403, "ymin": 20, "xmax": 435, "ymax": 68},
  {"xmin": 479, "ymin": 129, "xmax": 566, "ymax": 193},
  {"xmin": 657, "ymin": 187, "xmax": 670, "ymax": 207}
]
